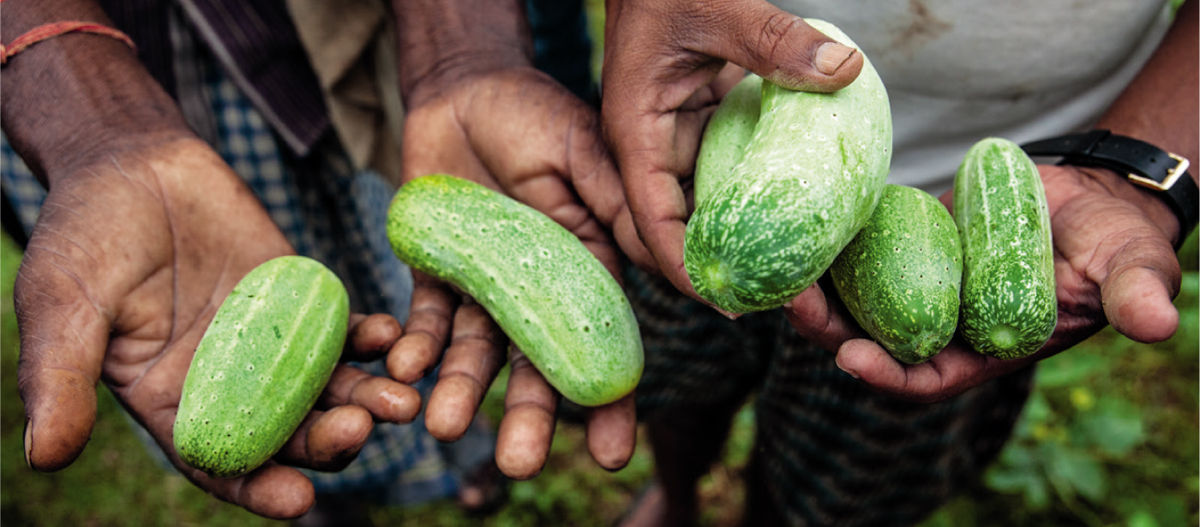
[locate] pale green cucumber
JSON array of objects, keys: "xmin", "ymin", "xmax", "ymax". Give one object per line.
[
  {"xmin": 954, "ymin": 137, "xmax": 1057, "ymax": 359},
  {"xmin": 175, "ymin": 255, "xmax": 349, "ymax": 478},
  {"xmin": 830, "ymin": 184, "xmax": 962, "ymax": 364},
  {"xmin": 693, "ymin": 73, "xmax": 762, "ymax": 205},
  {"xmin": 386, "ymin": 174, "xmax": 643, "ymax": 407},
  {"xmin": 684, "ymin": 19, "xmax": 892, "ymax": 313}
]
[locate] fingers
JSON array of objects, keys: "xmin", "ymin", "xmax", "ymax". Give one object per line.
[
  {"xmin": 185, "ymin": 464, "xmax": 315, "ymax": 520},
  {"xmin": 343, "ymin": 313, "xmax": 403, "ymax": 362},
  {"xmin": 689, "ymin": 2, "xmax": 862, "ymax": 92},
  {"xmin": 585, "ymin": 393, "xmax": 637, "ymax": 471},
  {"xmin": 388, "ymin": 272, "xmax": 458, "ymax": 383},
  {"xmin": 320, "ymin": 364, "xmax": 422, "ymax": 423},
  {"xmin": 783, "ymin": 281, "xmax": 864, "ymax": 351},
  {"xmin": 424, "ymin": 303, "xmax": 508, "ymax": 441},
  {"xmin": 12, "ymin": 254, "xmax": 110, "ymax": 472},
  {"xmin": 495, "ymin": 349, "xmax": 557, "ymax": 479},
  {"xmin": 277, "ymin": 405, "xmax": 373, "ymax": 472},
  {"xmin": 834, "ymin": 339, "xmax": 1012, "ymax": 403},
  {"xmin": 1100, "ymin": 236, "xmax": 1182, "ymax": 342}
]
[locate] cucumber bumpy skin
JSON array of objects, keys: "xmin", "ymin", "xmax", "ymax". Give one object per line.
[
  {"xmin": 953, "ymin": 137, "xmax": 1057, "ymax": 359},
  {"xmin": 386, "ymin": 174, "xmax": 643, "ymax": 407},
  {"xmin": 684, "ymin": 19, "xmax": 892, "ymax": 313},
  {"xmin": 174, "ymin": 255, "xmax": 349, "ymax": 478},
  {"xmin": 830, "ymin": 184, "xmax": 962, "ymax": 364}
]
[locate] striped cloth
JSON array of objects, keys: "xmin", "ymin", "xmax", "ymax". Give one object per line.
[
  {"xmin": 626, "ymin": 268, "xmax": 1034, "ymax": 526},
  {"xmin": 0, "ymin": 6, "xmax": 491, "ymax": 504}
]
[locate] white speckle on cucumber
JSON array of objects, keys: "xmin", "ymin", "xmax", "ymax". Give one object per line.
[
  {"xmin": 387, "ymin": 175, "xmax": 643, "ymax": 407},
  {"xmin": 684, "ymin": 22, "xmax": 892, "ymax": 314},
  {"xmin": 175, "ymin": 256, "xmax": 349, "ymax": 478}
]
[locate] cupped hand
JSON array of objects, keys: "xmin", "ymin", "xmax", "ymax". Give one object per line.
[
  {"xmin": 388, "ymin": 66, "xmax": 638, "ymax": 478},
  {"xmin": 600, "ymin": 0, "xmax": 864, "ymax": 299},
  {"xmin": 784, "ymin": 164, "xmax": 1186, "ymax": 403},
  {"xmin": 15, "ymin": 137, "xmax": 422, "ymax": 519}
]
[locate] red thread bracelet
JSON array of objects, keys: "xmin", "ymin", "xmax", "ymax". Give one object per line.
[{"xmin": 1, "ymin": 21, "xmax": 136, "ymax": 66}]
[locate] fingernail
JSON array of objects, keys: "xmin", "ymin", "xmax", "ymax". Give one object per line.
[
  {"xmin": 835, "ymin": 358, "xmax": 860, "ymax": 379},
  {"xmin": 815, "ymin": 42, "xmax": 855, "ymax": 76},
  {"xmin": 24, "ymin": 417, "xmax": 33, "ymax": 468}
]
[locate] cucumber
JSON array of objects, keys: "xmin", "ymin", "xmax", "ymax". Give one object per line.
[
  {"xmin": 830, "ymin": 184, "xmax": 962, "ymax": 364},
  {"xmin": 953, "ymin": 137, "xmax": 1057, "ymax": 359},
  {"xmin": 684, "ymin": 19, "xmax": 892, "ymax": 313},
  {"xmin": 386, "ymin": 174, "xmax": 643, "ymax": 407},
  {"xmin": 693, "ymin": 73, "xmax": 762, "ymax": 205},
  {"xmin": 175, "ymin": 255, "xmax": 349, "ymax": 478}
]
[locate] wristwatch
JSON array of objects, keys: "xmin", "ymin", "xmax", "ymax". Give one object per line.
[{"xmin": 1021, "ymin": 130, "xmax": 1198, "ymax": 248}]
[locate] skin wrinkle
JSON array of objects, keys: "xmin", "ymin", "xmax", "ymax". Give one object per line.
[
  {"xmin": 758, "ymin": 13, "xmax": 804, "ymax": 76},
  {"xmin": 17, "ymin": 263, "xmax": 105, "ymax": 365}
]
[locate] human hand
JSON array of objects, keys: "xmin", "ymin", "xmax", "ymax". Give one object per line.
[
  {"xmin": 15, "ymin": 137, "xmax": 422, "ymax": 518},
  {"xmin": 784, "ymin": 164, "xmax": 1187, "ymax": 403},
  {"xmin": 600, "ymin": 0, "xmax": 864, "ymax": 299},
  {"xmin": 389, "ymin": 65, "xmax": 638, "ymax": 478}
]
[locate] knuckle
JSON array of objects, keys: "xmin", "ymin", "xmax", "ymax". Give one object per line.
[{"xmin": 754, "ymin": 13, "xmax": 807, "ymax": 68}]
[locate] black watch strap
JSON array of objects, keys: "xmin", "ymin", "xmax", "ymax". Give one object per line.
[{"xmin": 1021, "ymin": 130, "xmax": 1198, "ymax": 247}]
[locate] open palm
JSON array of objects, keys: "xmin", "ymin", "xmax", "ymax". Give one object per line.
[
  {"xmin": 785, "ymin": 164, "xmax": 1184, "ymax": 402},
  {"xmin": 16, "ymin": 138, "xmax": 420, "ymax": 518}
]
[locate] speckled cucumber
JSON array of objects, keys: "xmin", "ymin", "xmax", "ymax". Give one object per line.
[
  {"xmin": 386, "ymin": 174, "xmax": 643, "ymax": 407},
  {"xmin": 175, "ymin": 255, "xmax": 349, "ymax": 478},
  {"xmin": 684, "ymin": 19, "xmax": 892, "ymax": 313},
  {"xmin": 693, "ymin": 73, "xmax": 762, "ymax": 205},
  {"xmin": 954, "ymin": 137, "xmax": 1057, "ymax": 359},
  {"xmin": 830, "ymin": 184, "xmax": 962, "ymax": 364}
]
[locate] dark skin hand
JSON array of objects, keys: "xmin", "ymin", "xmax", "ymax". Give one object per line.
[
  {"xmin": 787, "ymin": 164, "xmax": 1189, "ymax": 402},
  {"xmin": 786, "ymin": 0, "xmax": 1198, "ymax": 402},
  {"xmin": 600, "ymin": 0, "xmax": 864, "ymax": 300},
  {"xmin": 390, "ymin": 0, "xmax": 642, "ymax": 479},
  {"xmin": 14, "ymin": 137, "xmax": 423, "ymax": 518},
  {"xmin": 3, "ymin": 2, "xmax": 422, "ymax": 517}
]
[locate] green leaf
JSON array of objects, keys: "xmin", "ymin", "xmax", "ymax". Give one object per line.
[
  {"xmin": 1072, "ymin": 396, "xmax": 1145, "ymax": 456},
  {"xmin": 1127, "ymin": 510, "xmax": 1160, "ymax": 527},
  {"xmin": 1035, "ymin": 353, "xmax": 1112, "ymax": 388},
  {"xmin": 1043, "ymin": 443, "xmax": 1107, "ymax": 502}
]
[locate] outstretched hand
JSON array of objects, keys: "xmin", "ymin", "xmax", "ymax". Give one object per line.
[
  {"xmin": 785, "ymin": 165, "xmax": 1186, "ymax": 402},
  {"xmin": 389, "ymin": 66, "xmax": 639, "ymax": 478},
  {"xmin": 15, "ymin": 138, "xmax": 421, "ymax": 519},
  {"xmin": 600, "ymin": 0, "xmax": 864, "ymax": 300}
]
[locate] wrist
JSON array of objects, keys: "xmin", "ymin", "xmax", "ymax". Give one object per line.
[
  {"xmin": 2, "ymin": 4, "xmax": 192, "ymax": 184},
  {"xmin": 1023, "ymin": 130, "xmax": 1197, "ymax": 249},
  {"xmin": 391, "ymin": 0, "xmax": 533, "ymax": 106}
]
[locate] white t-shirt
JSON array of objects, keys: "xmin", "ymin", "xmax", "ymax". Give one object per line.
[{"xmin": 770, "ymin": 1, "xmax": 1175, "ymax": 192}]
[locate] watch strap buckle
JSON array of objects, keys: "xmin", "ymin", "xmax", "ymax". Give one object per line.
[{"xmin": 1128, "ymin": 152, "xmax": 1189, "ymax": 192}]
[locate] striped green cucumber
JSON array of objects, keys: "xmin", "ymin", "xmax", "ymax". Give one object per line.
[
  {"xmin": 386, "ymin": 174, "xmax": 643, "ymax": 407},
  {"xmin": 830, "ymin": 184, "xmax": 962, "ymax": 364},
  {"xmin": 175, "ymin": 255, "xmax": 349, "ymax": 478},
  {"xmin": 953, "ymin": 137, "xmax": 1056, "ymax": 359},
  {"xmin": 684, "ymin": 19, "xmax": 892, "ymax": 313}
]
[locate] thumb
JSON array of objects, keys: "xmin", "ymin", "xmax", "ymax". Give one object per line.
[
  {"xmin": 1099, "ymin": 235, "xmax": 1182, "ymax": 343},
  {"xmin": 692, "ymin": 3, "xmax": 862, "ymax": 92},
  {"xmin": 13, "ymin": 255, "xmax": 109, "ymax": 471}
]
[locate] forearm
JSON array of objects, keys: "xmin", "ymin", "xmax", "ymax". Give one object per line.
[
  {"xmin": 390, "ymin": 0, "xmax": 533, "ymax": 104},
  {"xmin": 1096, "ymin": 0, "xmax": 1198, "ymax": 164},
  {"xmin": 1083, "ymin": 0, "xmax": 1198, "ymax": 244},
  {"xmin": 1, "ymin": 0, "xmax": 191, "ymax": 185}
]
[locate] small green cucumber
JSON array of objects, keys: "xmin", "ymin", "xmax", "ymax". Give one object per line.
[
  {"xmin": 175, "ymin": 255, "xmax": 349, "ymax": 478},
  {"xmin": 386, "ymin": 174, "xmax": 643, "ymax": 407},
  {"xmin": 830, "ymin": 184, "xmax": 962, "ymax": 364},
  {"xmin": 684, "ymin": 19, "xmax": 892, "ymax": 313},
  {"xmin": 953, "ymin": 137, "xmax": 1057, "ymax": 359}
]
